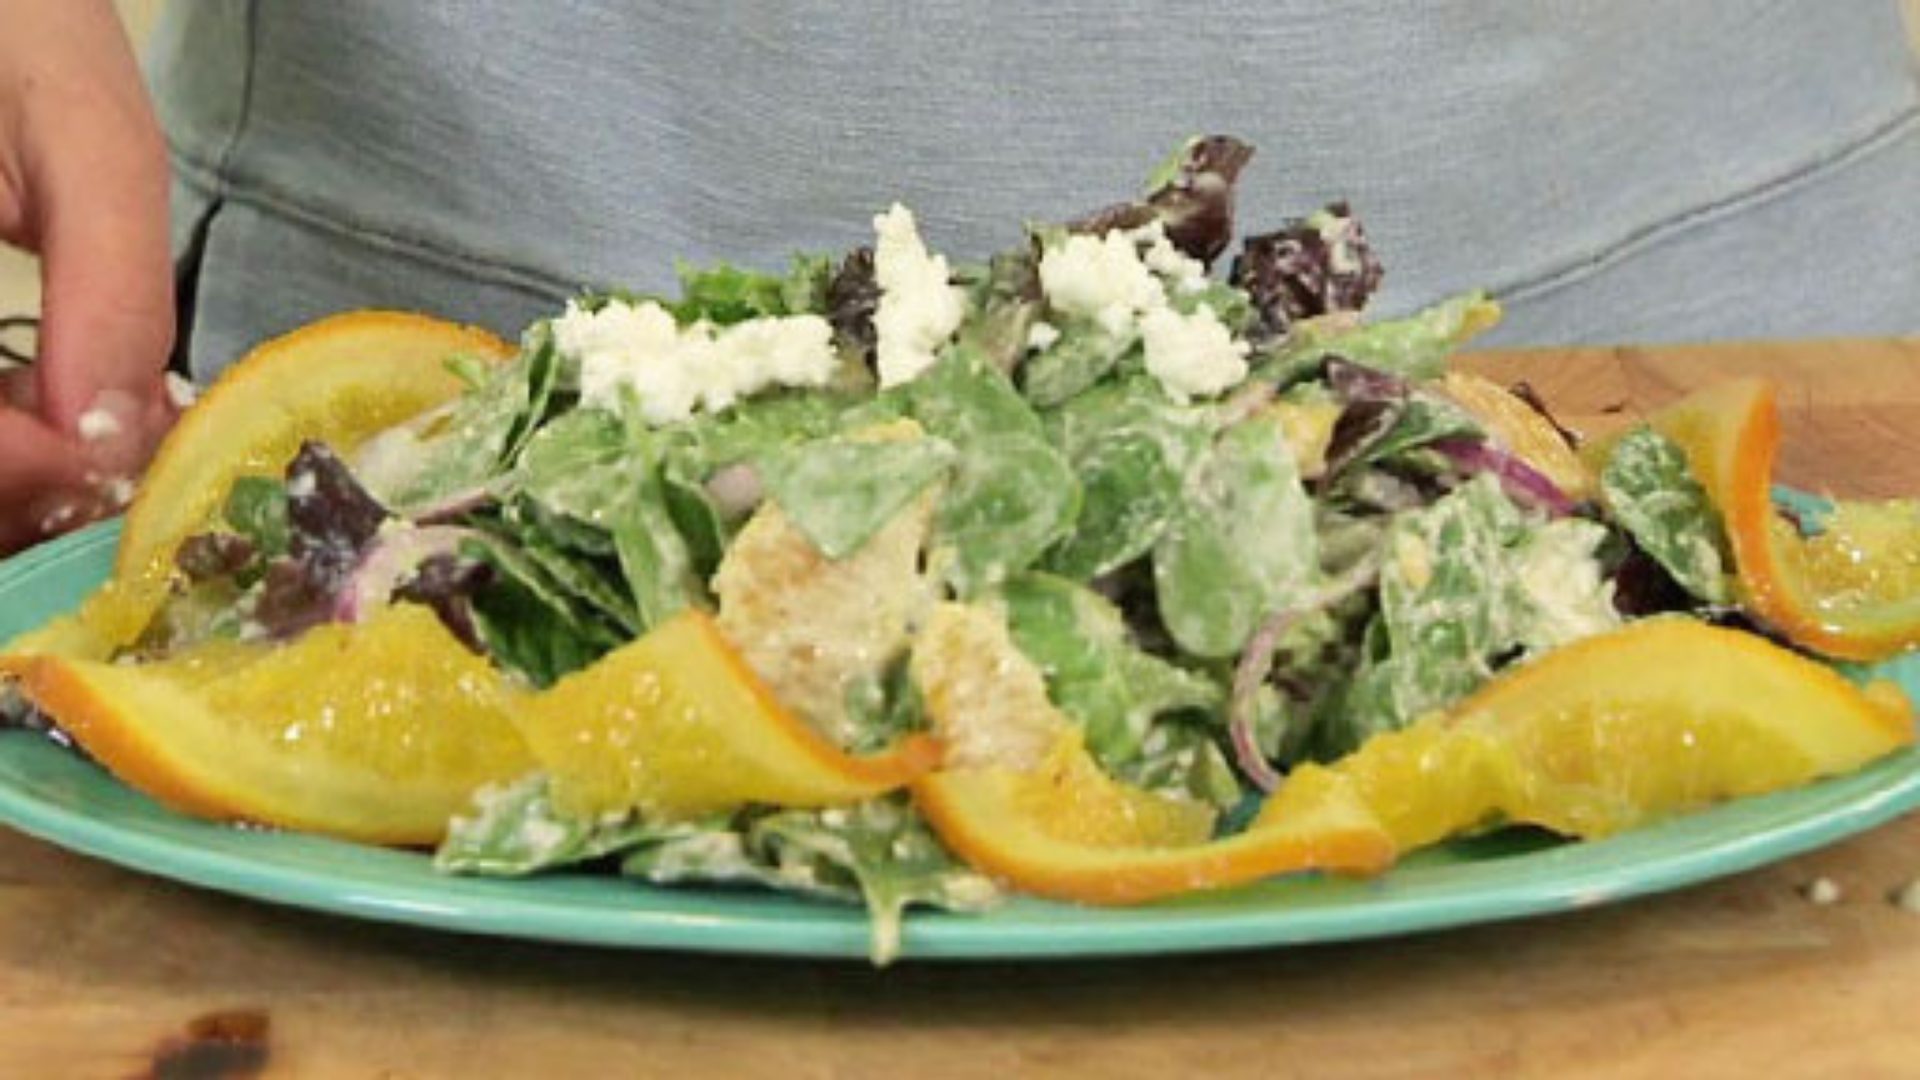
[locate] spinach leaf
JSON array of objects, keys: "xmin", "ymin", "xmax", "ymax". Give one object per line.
[
  {"xmin": 434, "ymin": 774, "xmax": 670, "ymax": 876},
  {"xmin": 670, "ymin": 391, "xmax": 852, "ymax": 475},
  {"xmin": 491, "ymin": 502, "xmax": 642, "ymax": 635},
  {"xmin": 1600, "ymin": 426, "xmax": 1732, "ymax": 604},
  {"xmin": 1323, "ymin": 475, "xmax": 1622, "ymax": 755},
  {"xmin": 391, "ymin": 340, "xmax": 551, "ymax": 511},
  {"xmin": 896, "ymin": 349, "xmax": 1081, "ymax": 596},
  {"xmin": 1042, "ymin": 379, "xmax": 1211, "ymax": 579},
  {"xmin": 1115, "ymin": 719, "xmax": 1242, "ymax": 810},
  {"xmin": 750, "ymin": 798, "xmax": 1000, "ymax": 966},
  {"xmin": 222, "ymin": 475, "xmax": 290, "ymax": 558},
  {"xmin": 1018, "ymin": 316, "xmax": 1135, "ymax": 407},
  {"xmin": 670, "ymin": 254, "xmax": 834, "ymax": 325},
  {"xmin": 840, "ymin": 654, "xmax": 925, "ymax": 755},
  {"xmin": 621, "ymin": 798, "xmax": 998, "ymax": 966},
  {"xmin": 952, "ymin": 248, "xmax": 1041, "ymax": 373},
  {"xmin": 1255, "ymin": 291, "xmax": 1501, "ymax": 383},
  {"xmin": 1154, "ymin": 414, "xmax": 1319, "ymax": 658},
  {"xmin": 998, "ymin": 573, "xmax": 1220, "ymax": 763},
  {"xmin": 759, "ymin": 433, "xmax": 956, "ymax": 559},
  {"xmin": 515, "ymin": 408, "xmax": 703, "ymax": 629},
  {"xmin": 467, "ymin": 548, "xmax": 623, "ymax": 687}
]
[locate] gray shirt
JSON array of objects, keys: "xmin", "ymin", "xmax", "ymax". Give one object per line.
[{"xmin": 150, "ymin": 1, "xmax": 1920, "ymax": 380}]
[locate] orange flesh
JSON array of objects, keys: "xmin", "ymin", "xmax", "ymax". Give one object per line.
[{"xmin": 514, "ymin": 610, "xmax": 942, "ymax": 819}]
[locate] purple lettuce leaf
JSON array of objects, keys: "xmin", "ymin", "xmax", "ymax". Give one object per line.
[
  {"xmin": 1232, "ymin": 201, "xmax": 1384, "ymax": 342},
  {"xmin": 1071, "ymin": 135, "xmax": 1254, "ymax": 266}
]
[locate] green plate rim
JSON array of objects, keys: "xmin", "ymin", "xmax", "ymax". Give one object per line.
[{"xmin": 1, "ymin": 520, "xmax": 1916, "ymax": 962}]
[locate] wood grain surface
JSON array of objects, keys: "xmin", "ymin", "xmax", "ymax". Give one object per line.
[{"xmin": 2, "ymin": 338, "xmax": 1919, "ymax": 1080}]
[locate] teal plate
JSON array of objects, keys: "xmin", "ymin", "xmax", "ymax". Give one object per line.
[{"xmin": 2, "ymin": 519, "xmax": 1918, "ymax": 961}]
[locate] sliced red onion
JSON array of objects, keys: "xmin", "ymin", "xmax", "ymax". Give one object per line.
[
  {"xmin": 1430, "ymin": 437, "xmax": 1577, "ymax": 517},
  {"xmin": 335, "ymin": 525, "xmax": 478, "ymax": 623},
  {"xmin": 1228, "ymin": 617, "xmax": 1291, "ymax": 794},
  {"xmin": 704, "ymin": 462, "xmax": 764, "ymax": 518},
  {"xmin": 1228, "ymin": 558, "xmax": 1381, "ymax": 793}
]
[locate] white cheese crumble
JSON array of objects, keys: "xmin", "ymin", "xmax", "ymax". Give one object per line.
[
  {"xmin": 1037, "ymin": 222, "xmax": 1249, "ymax": 402},
  {"xmin": 1025, "ymin": 321, "xmax": 1061, "ymax": 352},
  {"xmin": 1512, "ymin": 519, "xmax": 1622, "ymax": 653},
  {"xmin": 1038, "ymin": 228, "xmax": 1166, "ymax": 335},
  {"xmin": 1803, "ymin": 877, "xmax": 1843, "ymax": 905},
  {"xmin": 1138, "ymin": 304, "xmax": 1250, "ymax": 402},
  {"xmin": 871, "ymin": 204, "xmax": 966, "ymax": 388},
  {"xmin": 76, "ymin": 406, "xmax": 123, "ymax": 442},
  {"xmin": 1137, "ymin": 221, "xmax": 1208, "ymax": 293},
  {"xmin": 165, "ymin": 372, "xmax": 199, "ymax": 409},
  {"xmin": 552, "ymin": 297, "xmax": 837, "ymax": 425}
]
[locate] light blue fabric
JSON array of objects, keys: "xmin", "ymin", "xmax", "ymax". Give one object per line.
[{"xmin": 149, "ymin": 2, "xmax": 1920, "ymax": 380}]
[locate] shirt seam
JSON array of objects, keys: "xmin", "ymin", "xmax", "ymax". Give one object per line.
[
  {"xmin": 169, "ymin": 151, "xmax": 578, "ymax": 303},
  {"xmin": 1495, "ymin": 101, "xmax": 1920, "ymax": 304}
]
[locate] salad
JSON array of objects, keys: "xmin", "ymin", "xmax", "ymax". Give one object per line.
[{"xmin": 3, "ymin": 136, "xmax": 1914, "ymax": 964}]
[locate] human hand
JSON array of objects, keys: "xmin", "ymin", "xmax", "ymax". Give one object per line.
[{"xmin": 0, "ymin": 0, "xmax": 175, "ymax": 553}]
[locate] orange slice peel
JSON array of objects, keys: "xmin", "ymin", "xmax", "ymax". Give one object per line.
[
  {"xmin": 915, "ymin": 737, "xmax": 1395, "ymax": 905},
  {"xmin": 1292, "ymin": 616, "xmax": 1912, "ymax": 855},
  {"xmin": 513, "ymin": 610, "xmax": 943, "ymax": 820},
  {"xmin": 5, "ymin": 311, "xmax": 514, "ymax": 661},
  {"xmin": 1642, "ymin": 378, "xmax": 1920, "ymax": 660},
  {"xmin": 3, "ymin": 605, "xmax": 534, "ymax": 844}
]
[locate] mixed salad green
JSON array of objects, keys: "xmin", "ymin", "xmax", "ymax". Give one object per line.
[{"xmin": 142, "ymin": 136, "xmax": 1741, "ymax": 961}]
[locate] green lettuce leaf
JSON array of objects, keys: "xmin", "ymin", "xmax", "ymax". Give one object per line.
[
  {"xmin": 759, "ymin": 434, "xmax": 956, "ymax": 559},
  {"xmin": 895, "ymin": 348, "xmax": 1081, "ymax": 596},
  {"xmin": 998, "ymin": 572, "xmax": 1221, "ymax": 765},
  {"xmin": 1041, "ymin": 379, "xmax": 1212, "ymax": 580},
  {"xmin": 1153, "ymin": 414, "xmax": 1319, "ymax": 658},
  {"xmin": 1600, "ymin": 426, "xmax": 1733, "ymax": 604},
  {"xmin": 1256, "ymin": 291, "xmax": 1501, "ymax": 384}
]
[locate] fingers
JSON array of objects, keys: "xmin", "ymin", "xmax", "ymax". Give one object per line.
[
  {"xmin": 6, "ymin": 0, "xmax": 175, "ymax": 438},
  {"xmin": 28, "ymin": 101, "xmax": 175, "ymax": 439},
  {"xmin": 0, "ymin": 406, "xmax": 89, "ymax": 553}
]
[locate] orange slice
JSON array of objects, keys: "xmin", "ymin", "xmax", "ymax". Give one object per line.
[
  {"xmin": 1286, "ymin": 616, "xmax": 1913, "ymax": 852},
  {"xmin": 907, "ymin": 601, "xmax": 1390, "ymax": 905},
  {"xmin": 1640, "ymin": 378, "xmax": 1920, "ymax": 660},
  {"xmin": 1438, "ymin": 371, "xmax": 1594, "ymax": 501},
  {"xmin": 4, "ymin": 604, "xmax": 534, "ymax": 844},
  {"xmin": 512, "ymin": 610, "xmax": 943, "ymax": 819},
  {"xmin": 7, "ymin": 312, "xmax": 514, "ymax": 660},
  {"xmin": 919, "ymin": 616, "xmax": 1909, "ymax": 905},
  {"xmin": 916, "ymin": 737, "xmax": 1394, "ymax": 905}
]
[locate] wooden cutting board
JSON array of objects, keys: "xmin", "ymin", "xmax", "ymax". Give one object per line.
[{"xmin": 2, "ymin": 337, "xmax": 1917, "ymax": 1080}]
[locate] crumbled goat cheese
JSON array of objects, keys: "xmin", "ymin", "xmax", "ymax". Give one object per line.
[
  {"xmin": 1038, "ymin": 228, "xmax": 1166, "ymax": 335},
  {"xmin": 1025, "ymin": 321, "xmax": 1061, "ymax": 352},
  {"xmin": 553, "ymin": 297, "xmax": 837, "ymax": 425},
  {"xmin": 165, "ymin": 372, "xmax": 199, "ymax": 409},
  {"xmin": 1038, "ymin": 223, "xmax": 1246, "ymax": 401},
  {"xmin": 1137, "ymin": 221, "xmax": 1208, "ymax": 293},
  {"xmin": 76, "ymin": 406, "xmax": 123, "ymax": 442},
  {"xmin": 872, "ymin": 204, "xmax": 966, "ymax": 388},
  {"xmin": 1803, "ymin": 876, "xmax": 1843, "ymax": 905},
  {"xmin": 1513, "ymin": 519, "xmax": 1622, "ymax": 652},
  {"xmin": 1139, "ymin": 304, "xmax": 1249, "ymax": 402}
]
